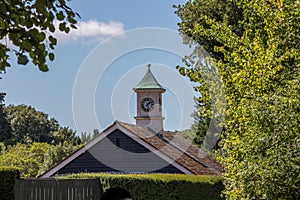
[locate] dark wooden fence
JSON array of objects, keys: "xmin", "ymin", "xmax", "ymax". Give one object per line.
[{"xmin": 15, "ymin": 178, "xmax": 101, "ymax": 200}]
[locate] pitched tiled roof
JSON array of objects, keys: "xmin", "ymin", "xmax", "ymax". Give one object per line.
[
  {"xmin": 40, "ymin": 120, "xmax": 223, "ymax": 177},
  {"xmin": 117, "ymin": 121, "xmax": 223, "ymax": 176}
]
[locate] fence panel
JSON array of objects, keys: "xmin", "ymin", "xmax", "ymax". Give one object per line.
[{"xmin": 15, "ymin": 178, "xmax": 101, "ymax": 200}]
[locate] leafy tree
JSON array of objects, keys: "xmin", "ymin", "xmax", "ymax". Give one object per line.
[
  {"xmin": 80, "ymin": 129, "xmax": 100, "ymax": 144},
  {"xmin": 39, "ymin": 141, "xmax": 81, "ymax": 175},
  {"xmin": 190, "ymin": 97, "xmax": 217, "ymax": 150},
  {"xmin": 176, "ymin": 0, "xmax": 300, "ymax": 199},
  {"xmin": 0, "ymin": 142, "xmax": 5, "ymax": 154},
  {"xmin": 0, "ymin": 142, "xmax": 81, "ymax": 177},
  {"xmin": 93, "ymin": 128, "xmax": 100, "ymax": 137},
  {"xmin": 190, "ymin": 99, "xmax": 206, "ymax": 145},
  {"xmin": 51, "ymin": 126, "xmax": 81, "ymax": 145},
  {"xmin": 4, "ymin": 104, "xmax": 80, "ymax": 145},
  {"xmin": 177, "ymin": 97, "xmax": 220, "ymax": 150},
  {"xmin": 0, "ymin": 142, "xmax": 52, "ymax": 177},
  {"xmin": 176, "ymin": 128, "xmax": 196, "ymax": 144},
  {"xmin": 176, "ymin": 98, "xmax": 210, "ymax": 146},
  {"xmin": 4, "ymin": 105, "xmax": 57, "ymax": 144},
  {"xmin": 80, "ymin": 132, "xmax": 91, "ymax": 144},
  {"xmin": 0, "ymin": 93, "xmax": 12, "ymax": 144},
  {"xmin": 175, "ymin": 0, "xmax": 243, "ymax": 61},
  {"xmin": 0, "ymin": 0, "xmax": 79, "ymax": 72}
]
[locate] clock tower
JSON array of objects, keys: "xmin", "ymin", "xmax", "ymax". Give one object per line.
[{"xmin": 133, "ymin": 64, "xmax": 165, "ymax": 133}]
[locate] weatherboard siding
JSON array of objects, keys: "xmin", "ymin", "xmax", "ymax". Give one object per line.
[{"xmin": 57, "ymin": 129, "xmax": 183, "ymax": 175}]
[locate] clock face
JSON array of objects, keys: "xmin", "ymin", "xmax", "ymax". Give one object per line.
[{"xmin": 141, "ymin": 97, "xmax": 154, "ymax": 112}]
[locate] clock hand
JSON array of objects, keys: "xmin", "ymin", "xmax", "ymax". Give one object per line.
[{"xmin": 148, "ymin": 102, "xmax": 153, "ymax": 110}]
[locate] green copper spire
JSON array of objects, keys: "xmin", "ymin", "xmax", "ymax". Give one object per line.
[{"xmin": 134, "ymin": 64, "xmax": 165, "ymax": 90}]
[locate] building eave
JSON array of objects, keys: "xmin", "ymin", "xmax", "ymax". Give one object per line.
[{"xmin": 40, "ymin": 121, "xmax": 194, "ymax": 177}]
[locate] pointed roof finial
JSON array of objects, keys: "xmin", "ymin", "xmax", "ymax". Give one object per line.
[{"xmin": 133, "ymin": 63, "xmax": 165, "ymax": 91}]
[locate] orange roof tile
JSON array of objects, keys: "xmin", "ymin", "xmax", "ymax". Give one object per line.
[{"xmin": 117, "ymin": 121, "xmax": 223, "ymax": 175}]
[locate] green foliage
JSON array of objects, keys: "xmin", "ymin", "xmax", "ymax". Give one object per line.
[
  {"xmin": 51, "ymin": 127, "xmax": 81, "ymax": 145},
  {"xmin": 0, "ymin": 142, "xmax": 81, "ymax": 177},
  {"xmin": 0, "ymin": 143, "xmax": 52, "ymax": 177},
  {"xmin": 176, "ymin": 59, "xmax": 225, "ymax": 152},
  {"xmin": 4, "ymin": 105, "xmax": 58, "ymax": 144},
  {"xmin": 80, "ymin": 129, "xmax": 100, "ymax": 144},
  {"xmin": 0, "ymin": 166, "xmax": 20, "ymax": 200},
  {"xmin": 0, "ymin": 93, "xmax": 11, "ymax": 144},
  {"xmin": 66, "ymin": 173, "xmax": 224, "ymax": 200},
  {"xmin": 3, "ymin": 104, "xmax": 81, "ymax": 145},
  {"xmin": 176, "ymin": 0, "xmax": 300, "ymax": 199},
  {"xmin": 0, "ymin": 0, "xmax": 79, "ymax": 72},
  {"xmin": 0, "ymin": 142, "xmax": 5, "ymax": 154},
  {"xmin": 0, "ymin": 101, "xmax": 81, "ymax": 177},
  {"xmin": 177, "ymin": 97, "xmax": 220, "ymax": 150},
  {"xmin": 175, "ymin": 0, "xmax": 243, "ymax": 61},
  {"xmin": 176, "ymin": 128, "xmax": 197, "ymax": 144},
  {"xmin": 40, "ymin": 142, "xmax": 82, "ymax": 175},
  {"xmin": 176, "ymin": 98, "xmax": 206, "ymax": 146}
]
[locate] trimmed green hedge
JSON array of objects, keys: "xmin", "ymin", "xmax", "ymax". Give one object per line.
[
  {"xmin": 0, "ymin": 166, "xmax": 20, "ymax": 200},
  {"xmin": 65, "ymin": 173, "xmax": 224, "ymax": 200}
]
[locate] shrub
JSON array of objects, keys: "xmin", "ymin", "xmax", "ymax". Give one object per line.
[
  {"xmin": 65, "ymin": 173, "xmax": 224, "ymax": 200},
  {"xmin": 0, "ymin": 166, "xmax": 20, "ymax": 200}
]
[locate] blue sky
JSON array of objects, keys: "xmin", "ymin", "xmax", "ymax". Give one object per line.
[{"xmin": 1, "ymin": 0, "xmax": 199, "ymax": 134}]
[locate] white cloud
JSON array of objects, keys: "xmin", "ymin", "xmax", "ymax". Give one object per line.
[{"xmin": 53, "ymin": 20, "xmax": 125, "ymax": 44}]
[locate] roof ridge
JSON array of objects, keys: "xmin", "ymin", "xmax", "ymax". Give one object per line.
[{"xmin": 117, "ymin": 122, "xmax": 221, "ymax": 174}]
